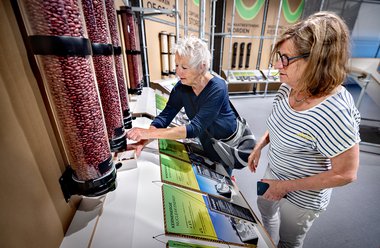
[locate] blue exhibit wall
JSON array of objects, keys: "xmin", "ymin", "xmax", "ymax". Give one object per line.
[
  {"xmin": 350, "ymin": 3, "xmax": 380, "ymax": 58},
  {"xmin": 351, "ymin": 38, "xmax": 380, "ymax": 58}
]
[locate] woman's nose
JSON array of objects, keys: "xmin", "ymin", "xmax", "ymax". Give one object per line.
[
  {"xmin": 273, "ymin": 59, "xmax": 283, "ymax": 70},
  {"xmin": 175, "ymin": 67, "xmax": 182, "ymax": 76}
]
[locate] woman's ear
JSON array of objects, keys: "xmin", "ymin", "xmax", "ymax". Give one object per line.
[{"xmin": 199, "ymin": 63, "xmax": 206, "ymax": 74}]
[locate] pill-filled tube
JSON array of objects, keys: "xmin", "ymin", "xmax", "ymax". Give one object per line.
[
  {"xmin": 18, "ymin": 0, "xmax": 117, "ymax": 199},
  {"xmin": 120, "ymin": 6, "xmax": 143, "ymax": 95},
  {"xmin": 168, "ymin": 32, "xmax": 176, "ymax": 75},
  {"xmin": 82, "ymin": 0, "xmax": 127, "ymax": 152},
  {"xmin": 159, "ymin": 31, "xmax": 169, "ymax": 77},
  {"xmin": 105, "ymin": 0, "xmax": 132, "ymax": 129}
]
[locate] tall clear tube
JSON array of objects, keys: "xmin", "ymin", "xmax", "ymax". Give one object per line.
[
  {"xmin": 168, "ymin": 32, "xmax": 176, "ymax": 76},
  {"xmin": 120, "ymin": 6, "xmax": 143, "ymax": 95},
  {"xmin": 159, "ymin": 31, "xmax": 169, "ymax": 78},
  {"xmin": 105, "ymin": 0, "xmax": 132, "ymax": 129},
  {"xmin": 82, "ymin": 0, "xmax": 127, "ymax": 152},
  {"xmin": 18, "ymin": 0, "xmax": 116, "ymax": 198}
]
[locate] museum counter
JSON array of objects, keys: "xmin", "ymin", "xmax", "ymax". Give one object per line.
[{"xmin": 60, "ymin": 117, "xmax": 275, "ymax": 248}]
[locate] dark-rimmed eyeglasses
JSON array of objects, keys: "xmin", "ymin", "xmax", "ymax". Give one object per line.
[{"xmin": 276, "ymin": 52, "xmax": 310, "ymax": 67}]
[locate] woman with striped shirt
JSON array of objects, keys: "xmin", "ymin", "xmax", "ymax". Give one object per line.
[{"xmin": 248, "ymin": 12, "xmax": 360, "ymax": 248}]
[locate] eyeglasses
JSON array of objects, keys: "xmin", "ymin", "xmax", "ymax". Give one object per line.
[{"xmin": 276, "ymin": 52, "xmax": 310, "ymax": 67}]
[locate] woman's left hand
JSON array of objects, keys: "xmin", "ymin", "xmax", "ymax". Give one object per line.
[
  {"xmin": 127, "ymin": 139, "xmax": 150, "ymax": 157},
  {"xmin": 127, "ymin": 127, "xmax": 149, "ymax": 142},
  {"xmin": 261, "ymin": 179, "xmax": 288, "ymax": 201}
]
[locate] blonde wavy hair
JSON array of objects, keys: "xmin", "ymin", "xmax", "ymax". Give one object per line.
[{"xmin": 272, "ymin": 11, "xmax": 350, "ymax": 96}]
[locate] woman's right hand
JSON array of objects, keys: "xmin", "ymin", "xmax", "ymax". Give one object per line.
[
  {"xmin": 248, "ymin": 147, "xmax": 261, "ymax": 173},
  {"xmin": 127, "ymin": 127, "xmax": 149, "ymax": 142},
  {"xmin": 248, "ymin": 131, "xmax": 269, "ymax": 173}
]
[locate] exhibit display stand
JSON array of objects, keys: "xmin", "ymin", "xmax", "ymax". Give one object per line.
[
  {"xmin": 60, "ymin": 130, "xmax": 275, "ymax": 247},
  {"xmin": 57, "ymin": 75, "xmax": 277, "ymax": 247},
  {"xmin": 60, "ymin": 98, "xmax": 275, "ymax": 247},
  {"xmin": 222, "ymin": 69, "xmax": 281, "ymax": 97}
]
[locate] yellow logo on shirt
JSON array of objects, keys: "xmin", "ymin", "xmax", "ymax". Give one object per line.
[{"xmin": 296, "ymin": 132, "xmax": 314, "ymax": 140}]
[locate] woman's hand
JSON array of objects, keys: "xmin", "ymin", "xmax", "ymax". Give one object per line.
[
  {"xmin": 261, "ymin": 179, "xmax": 289, "ymax": 201},
  {"xmin": 127, "ymin": 139, "xmax": 150, "ymax": 157},
  {"xmin": 248, "ymin": 147, "xmax": 261, "ymax": 173},
  {"xmin": 248, "ymin": 130, "xmax": 270, "ymax": 173},
  {"xmin": 127, "ymin": 127, "xmax": 150, "ymax": 142}
]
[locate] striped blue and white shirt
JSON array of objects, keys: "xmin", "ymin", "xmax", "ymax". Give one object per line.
[{"xmin": 267, "ymin": 84, "xmax": 361, "ymax": 211}]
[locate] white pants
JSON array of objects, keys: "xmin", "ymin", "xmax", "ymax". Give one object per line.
[{"xmin": 258, "ymin": 167, "xmax": 322, "ymax": 248}]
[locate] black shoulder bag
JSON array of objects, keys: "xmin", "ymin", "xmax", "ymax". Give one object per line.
[{"xmin": 189, "ymin": 97, "xmax": 256, "ymax": 169}]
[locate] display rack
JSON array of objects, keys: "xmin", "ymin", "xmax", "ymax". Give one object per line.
[
  {"xmin": 222, "ymin": 69, "xmax": 281, "ymax": 97},
  {"xmin": 150, "ymin": 77, "xmax": 178, "ymax": 94},
  {"xmin": 348, "ymin": 58, "xmax": 380, "ymax": 108},
  {"xmin": 129, "ymin": 87, "xmax": 157, "ymax": 118},
  {"xmin": 125, "ymin": 1, "xmax": 356, "ymax": 97},
  {"xmin": 121, "ymin": 2, "xmax": 179, "ymax": 87},
  {"xmin": 127, "ymin": 0, "xmax": 217, "ymax": 87},
  {"xmin": 348, "ymin": 58, "xmax": 380, "ymax": 155},
  {"xmin": 209, "ymin": 0, "xmax": 283, "ymax": 97}
]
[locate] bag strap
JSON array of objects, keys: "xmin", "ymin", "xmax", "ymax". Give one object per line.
[
  {"xmin": 228, "ymin": 99, "xmax": 240, "ymax": 118},
  {"xmin": 209, "ymin": 71, "xmax": 240, "ymax": 118}
]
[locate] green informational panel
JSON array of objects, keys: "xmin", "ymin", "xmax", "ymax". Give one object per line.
[
  {"xmin": 159, "ymin": 139, "xmax": 235, "ymax": 199},
  {"xmin": 162, "ymin": 184, "xmax": 218, "ymax": 239},
  {"xmin": 160, "ymin": 153, "xmax": 200, "ymax": 190},
  {"xmin": 159, "ymin": 139, "xmax": 191, "ymax": 163},
  {"xmin": 167, "ymin": 240, "xmax": 217, "ymax": 248},
  {"xmin": 162, "ymin": 185, "xmax": 258, "ymax": 247},
  {"xmin": 155, "ymin": 94, "xmax": 168, "ymax": 111},
  {"xmin": 159, "ymin": 140, "xmax": 258, "ymax": 247}
]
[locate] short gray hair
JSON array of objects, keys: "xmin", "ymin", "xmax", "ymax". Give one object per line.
[{"xmin": 173, "ymin": 36, "xmax": 211, "ymax": 71}]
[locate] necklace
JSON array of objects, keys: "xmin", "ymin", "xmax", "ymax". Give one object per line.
[{"xmin": 294, "ymin": 94, "xmax": 311, "ymax": 103}]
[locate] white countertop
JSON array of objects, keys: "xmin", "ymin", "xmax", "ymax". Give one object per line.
[{"xmin": 60, "ymin": 116, "xmax": 275, "ymax": 248}]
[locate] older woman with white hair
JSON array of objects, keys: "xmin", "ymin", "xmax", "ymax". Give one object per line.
[{"xmin": 127, "ymin": 36, "xmax": 237, "ymax": 172}]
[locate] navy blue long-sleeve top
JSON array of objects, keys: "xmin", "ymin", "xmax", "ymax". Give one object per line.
[{"xmin": 151, "ymin": 76, "xmax": 237, "ymax": 162}]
